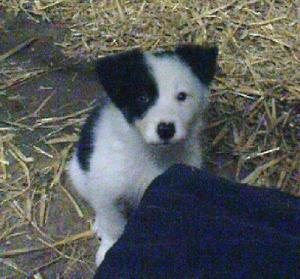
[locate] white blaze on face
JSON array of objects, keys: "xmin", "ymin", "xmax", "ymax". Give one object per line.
[{"xmin": 135, "ymin": 53, "xmax": 209, "ymax": 145}]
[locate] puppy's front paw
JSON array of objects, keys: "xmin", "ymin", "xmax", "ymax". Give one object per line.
[
  {"xmin": 95, "ymin": 246, "xmax": 106, "ymax": 266},
  {"xmin": 95, "ymin": 238, "xmax": 116, "ymax": 266}
]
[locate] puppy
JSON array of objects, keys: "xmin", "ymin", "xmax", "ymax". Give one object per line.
[{"xmin": 68, "ymin": 44, "xmax": 218, "ymax": 266}]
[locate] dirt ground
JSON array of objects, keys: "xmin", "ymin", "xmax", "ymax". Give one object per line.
[
  {"xmin": 0, "ymin": 3, "xmax": 299, "ymax": 278},
  {"xmin": 0, "ymin": 12, "xmax": 102, "ymax": 278}
]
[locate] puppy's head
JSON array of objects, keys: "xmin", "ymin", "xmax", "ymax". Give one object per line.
[{"xmin": 96, "ymin": 45, "xmax": 218, "ymax": 145}]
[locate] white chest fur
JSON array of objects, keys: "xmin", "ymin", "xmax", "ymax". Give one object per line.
[{"xmin": 71, "ymin": 104, "xmax": 201, "ymax": 205}]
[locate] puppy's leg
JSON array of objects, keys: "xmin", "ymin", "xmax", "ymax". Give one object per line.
[
  {"xmin": 95, "ymin": 237, "xmax": 115, "ymax": 266},
  {"xmin": 93, "ymin": 203, "xmax": 127, "ymax": 266}
]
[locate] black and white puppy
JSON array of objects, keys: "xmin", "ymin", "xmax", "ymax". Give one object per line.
[{"xmin": 68, "ymin": 44, "xmax": 218, "ymax": 266}]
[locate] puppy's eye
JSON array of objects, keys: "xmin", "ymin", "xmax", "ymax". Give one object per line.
[
  {"xmin": 177, "ymin": 92, "xmax": 187, "ymax": 102},
  {"xmin": 137, "ymin": 95, "xmax": 150, "ymax": 104}
]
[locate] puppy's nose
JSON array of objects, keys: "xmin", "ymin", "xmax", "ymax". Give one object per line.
[{"xmin": 157, "ymin": 122, "xmax": 175, "ymax": 140}]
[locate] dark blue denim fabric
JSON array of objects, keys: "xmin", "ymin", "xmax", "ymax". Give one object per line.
[{"xmin": 94, "ymin": 165, "xmax": 300, "ymax": 279}]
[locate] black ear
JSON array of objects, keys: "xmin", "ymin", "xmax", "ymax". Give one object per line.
[
  {"xmin": 175, "ymin": 44, "xmax": 218, "ymax": 85},
  {"xmin": 95, "ymin": 49, "xmax": 158, "ymax": 123},
  {"xmin": 95, "ymin": 49, "xmax": 144, "ymax": 100}
]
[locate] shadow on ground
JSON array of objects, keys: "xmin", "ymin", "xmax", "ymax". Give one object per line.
[{"xmin": 1, "ymin": 12, "xmax": 102, "ymax": 278}]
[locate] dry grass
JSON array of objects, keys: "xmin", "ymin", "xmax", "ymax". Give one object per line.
[{"xmin": 0, "ymin": 0, "xmax": 299, "ymax": 277}]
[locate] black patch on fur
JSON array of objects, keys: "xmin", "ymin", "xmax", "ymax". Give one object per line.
[
  {"xmin": 175, "ymin": 44, "xmax": 218, "ymax": 85},
  {"xmin": 76, "ymin": 105, "xmax": 101, "ymax": 171},
  {"xmin": 95, "ymin": 49, "xmax": 158, "ymax": 123}
]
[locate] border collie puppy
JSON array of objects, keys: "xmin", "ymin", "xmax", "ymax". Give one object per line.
[{"xmin": 68, "ymin": 44, "xmax": 218, "ymax": 266}]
